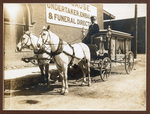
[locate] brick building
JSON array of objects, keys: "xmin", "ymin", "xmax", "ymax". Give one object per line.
[{"xmin": 4, "ymin": 4, "xmax": 104, "ymax": 68}]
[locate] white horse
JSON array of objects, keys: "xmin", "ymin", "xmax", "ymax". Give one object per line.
[
  {"xmin": 38, "ymin": 25, "xmax": 91, "ymax": 95},
  {"xmin": 16, "ymin": 31, "xmax": 51, "ymax": 85}
]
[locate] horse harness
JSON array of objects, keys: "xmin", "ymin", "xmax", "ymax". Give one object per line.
[
  {"xmin": 21, "ymin": 32, "xmax": 51, "ymax": 63},
  {"xmin": 41, "ymin": 30, "xmax": 86, "ymax": 68},
  {"xmin": 21, "ymin": 32, "xmax": 37, "ymax": 50},
  {"xmin": 20, "ymin": 33, "xmax": 31, "ymax": 49},
  {"xmin": 22, "ymin": 33, "xmax": 43, "ymax": 54},
  {"xmin": 49, "ymin": 38, "xmax": 77, "ymax": 67}
]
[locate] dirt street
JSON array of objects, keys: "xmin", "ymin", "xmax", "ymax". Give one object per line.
[{"xmin": 4, "ymin": 54, "xmax": 146, "ymax": 110}]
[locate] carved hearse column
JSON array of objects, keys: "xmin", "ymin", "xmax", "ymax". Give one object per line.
[{"xmin": 106, "ymin": 25, "xmax": 112, "ymax": 59}]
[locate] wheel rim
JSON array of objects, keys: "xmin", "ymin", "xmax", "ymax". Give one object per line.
[
  {"xmin": 100, "ymin": 57, "xmax": 111, "ymax": 81},
  {"xmin": 125, "ymin": 52, "xmax": 134, "ymax": 74}
]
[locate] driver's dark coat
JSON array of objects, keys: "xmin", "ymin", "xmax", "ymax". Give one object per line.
[
  {"xmin": 83, "ymin": 23, "xmax": 99, "ymax": 44},
  {"xmin": 88, "ymin": 23, "xmax": 99, "ymax": 37}
]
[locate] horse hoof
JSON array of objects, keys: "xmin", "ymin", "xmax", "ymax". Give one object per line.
[
  {"xmin": 60, "ymin": 89, "xmax": 65, "ymax": 95},
  {"xmin": 61, "ymin": 89, "xmax": 69, "ymax": 95},
  {"xmin": 88, "ymin": 83, "xmax": 91, "ymax": 87},
  {"xmin": 63, "ymin": 92, "xmax": 69, "ymax": 95},
  {"xmin": 57, "ymin": 89, "xmax": 61, "ymax": 93},
  {"xmin": 81, "ymin": 82, "xmax": 85, "ymax": 86}
]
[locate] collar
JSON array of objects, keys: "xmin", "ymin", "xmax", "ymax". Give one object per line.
[{"xmin": 51, "ymin": 38, "xmax": 63, "ymax": 56}]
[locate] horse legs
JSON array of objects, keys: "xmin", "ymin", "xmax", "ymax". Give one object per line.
[
  {"xmin": 58, "ymin": 65, "xmax": 69, "ymax": 95},
  {"xmin": 78, "ymin": 61, "xmax": 86, "ymax": 86},
  {"xmin": 45, "ymin": 64, "xmax": 49, "ymax": 86},
  {"xmin": 79, "ymin": 59, "xmax": 91, "ymax": 86},
  {"xmin": 39, "ymin": 65, "xmax": 45, "ymax": 84},
  {"xmin": 63, "ymin": 66, "xmax": 69, "ymax": 95},
  {"xmin": 87, "ymin": 60, "xmax": 91, "ymax": 86},
  {"xmin": 59, "ymin": 72, "xmax": 65, "ymax": 94}
]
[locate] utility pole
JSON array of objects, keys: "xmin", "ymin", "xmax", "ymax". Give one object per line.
[{"xmin": 134, "ymin": 4, "xmax": 138, "ymax": 58}]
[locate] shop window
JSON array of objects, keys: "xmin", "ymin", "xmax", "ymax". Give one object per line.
[
  {"xmin": 4, "ymin": 4, "xmax": 34, "ymax": 52},
  {"xmin": 4, "ymin": 4, "xmax": 34, "ymax": 30}
]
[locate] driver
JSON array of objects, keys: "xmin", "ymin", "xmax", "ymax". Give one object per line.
[{"xmin": 83, "ymin": 16, "xmax": 99, "ymax": 44}]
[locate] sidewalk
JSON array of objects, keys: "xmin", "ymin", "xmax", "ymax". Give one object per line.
[
  {"xmin": 4, "ymin": 65, "xmax": 57, "ymax": 80},
  {"xmin": 4, "ymin": 58, "xmax": 140, "ymax": 90},
  {"xmin": 4, "ymin": 64, "xmax": 57, "ymax": 89}
]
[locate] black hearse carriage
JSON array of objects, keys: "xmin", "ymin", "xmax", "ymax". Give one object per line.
[{"xmin": 88, "ymin": 26, "xmax": 134, "ymax": 81}]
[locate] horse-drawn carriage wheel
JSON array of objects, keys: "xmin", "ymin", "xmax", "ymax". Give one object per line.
[
  {"xmin": 125, "ymin": 51, "xmax": 134, "ymax": 74},
  {"xmin": 100, "ymin": 57, "xmax": 111, "ymax": 81}
]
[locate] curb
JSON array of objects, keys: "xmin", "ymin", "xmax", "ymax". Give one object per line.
[
  {"xmin": 4, "ymin": 58, "xmax": 140, "ymax": 90},
  {"xmin": 4, "ymin": 74, "xmax": 41, "ymax": 90},
  {"xmin": 4, "ymin": 65, "xmax": 57, "ymax": 90}
]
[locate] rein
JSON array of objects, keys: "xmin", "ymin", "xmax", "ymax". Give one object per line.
[
  {"xmin": 41, "ymin": 30, "xmax": 63, "ymax": 56},
  {"xmin": 21, "ymin": 33, "xmax": 47, "ymax": 54},
  {"xmin": 41, "ymin": 30, "xmax": 83, "ymax": 68},
  {"xmin": 40, "ymin": 29, "xmax": 83, "ymax": 46},
  {"xmin": 21, "ymin": 33, "xmax": 38, "ymax": 51},
  {"xmin": 20, "ymin": 34, "xmax": 31, "ymax": 50}
]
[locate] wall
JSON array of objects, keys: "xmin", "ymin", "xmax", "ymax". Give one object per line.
[
  {"xmin": 31, "ymin": 4, "xmax": 103, "ymax": 43},
  {"xmin": 4, "ymin": 4, "xmax": 103, "ymax": 69},
  {"xmin": 31, "ymin": 4, "xmax": 83, "ymax": 43},
  {"xmin": 93, "ymin": 4, "xmax": 103, "ymax": 30}
]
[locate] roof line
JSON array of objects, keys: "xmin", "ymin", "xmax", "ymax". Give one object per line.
[
  {"xmin": 103, "ymin": 10, "xmax": 115, "ymax": 19},
  {"xmin": 103, "ymin": 16, "xmax": 146, "ymax": 22}
]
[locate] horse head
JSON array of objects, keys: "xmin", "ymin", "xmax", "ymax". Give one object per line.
[
  {"xmin": 40, "ymin": 26, "xmax": 50, "ymax": 44},
  {"xmin": 16, "ymin": 31, "xmax": 32, "ymax": 52},
  {"xmin": 37, "ymin": 25, "xmax": 51, "ymax": 48},
  {"xmin": 39, "ymin": 25, "xmax": 61, "ymax": 54}
]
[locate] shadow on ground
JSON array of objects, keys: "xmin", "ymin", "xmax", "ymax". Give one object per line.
[{"xmin": 4, "ymin": 65, "xmax": 127, "ymax": 97}]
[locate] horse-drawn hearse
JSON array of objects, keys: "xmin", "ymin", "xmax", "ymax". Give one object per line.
[
  {"xmin": 16, "ymin": 25, "xmax": 134, "ymax": 95},
  {"xmin": 86, "ymin": 25, "xmax": 134, "ymax": 81}
]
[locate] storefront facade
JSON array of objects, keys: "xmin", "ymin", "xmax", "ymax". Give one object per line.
[{"xmin": 4, "ymin": 4, "xmax": 103, "ymax": 68}]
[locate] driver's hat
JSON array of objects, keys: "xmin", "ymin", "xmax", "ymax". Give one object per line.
[{"xmin": 90, "ymin": 16, "xmax": 97, "ymax": 20}]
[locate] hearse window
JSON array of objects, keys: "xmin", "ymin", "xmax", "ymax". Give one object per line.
[{"xmin": 117, "ymin": 39, "xmax": 125, "ymax": 54}]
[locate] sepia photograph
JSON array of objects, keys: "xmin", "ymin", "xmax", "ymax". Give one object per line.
[{"xmin": 3, "ymin": 3, "xmax": 147, "ymax": 111}]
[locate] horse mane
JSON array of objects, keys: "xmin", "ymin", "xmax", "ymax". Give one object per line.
[
  {"xmin": 30, "ymin": 33, "xmax": 38, "ymax": 40},
  {"xmin": 49, "ymin": 30, "xmax": 59, "ymax": 39},
  {"xmin": 24, "ymin": 32, "xmax": 39, "ymax": 50},
  {"xmin": 48, "ymin": 30, "xmax": 67, "ymax": 45}
]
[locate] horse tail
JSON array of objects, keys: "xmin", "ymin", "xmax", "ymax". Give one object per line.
[
  {"xmin": 81, "ymin": 43, "xmax": 91, "ymax": 86},
  {"xmin": 79, "ymin": 43, "xmax": 91, "ymax": 73},
  {"xmin": 79, "ymin": 43, "xmax": 91, "ymax": 62}
]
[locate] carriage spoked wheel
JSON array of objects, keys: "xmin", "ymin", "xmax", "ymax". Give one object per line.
[
  {"xmin": 125, "ymin": 51, "xmax": 134, "ymax": 74},
  {"xmin": 100, "ymin": 57, "xmax": 111, "ymax": 81}
]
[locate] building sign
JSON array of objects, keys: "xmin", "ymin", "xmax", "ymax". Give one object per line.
[{"xmin": 46, "ymin": 4, "xmax": 97, "ymax": 29}]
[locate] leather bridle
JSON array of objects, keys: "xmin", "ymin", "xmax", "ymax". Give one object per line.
[{"xmin": 20, "ymin": 33, "xmax": 33, "ymax": 50}]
